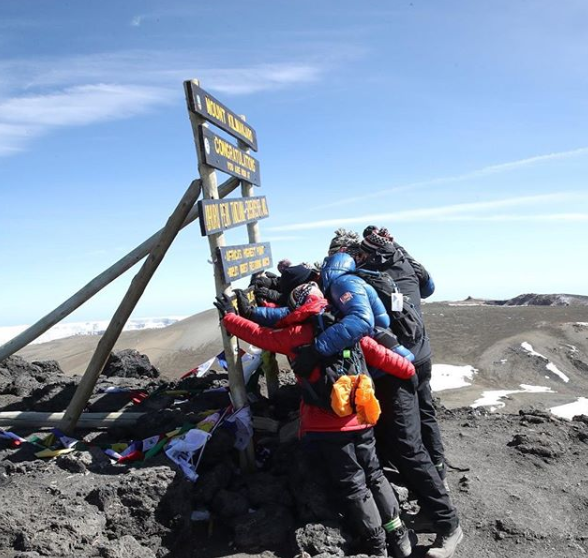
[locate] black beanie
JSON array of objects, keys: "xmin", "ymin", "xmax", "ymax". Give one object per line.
[{"xmin": 280, "ymin": 265, "xmax": 313, "ymax": 297}]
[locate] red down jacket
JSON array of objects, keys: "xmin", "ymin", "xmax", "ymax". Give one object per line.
[{"xmin": 222, "ymin": 295, "xmax": 415, "ymax": 435}]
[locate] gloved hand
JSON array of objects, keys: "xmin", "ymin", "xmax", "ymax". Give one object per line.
[
  {"xmin": 234, "ymin": 289, "xmax": 254, "ymax": 318},
  {"xmin": 393, "ymin": 344, "xmax": 415, "ymax": 362},
  {"xmin": 292, "ymin": 343, "xmax": 321, "ymax": 378},
  {"xmin": 254, "ymin": 286, "xmax": 281, "ymax": 303},
  {"xmin": 213, "ymin": 293, "xmax": 236, "ymax": 318},
  {"xmin": 251, "ymin": 275, "xmax": 273, "ymax": 288}
]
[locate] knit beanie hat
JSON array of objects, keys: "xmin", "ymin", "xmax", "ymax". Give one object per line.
[
  {"xmin": 288, "ymin": 281, "xmax": 321, "ymax": 309},
  {"xmin": 328, "ymin": 228, "xmax": 361, "ymax": 256},
  {"xmin": 280, "ymin": 264, "xmax": 314, "ymax": 297},
  {"xmin": 361, "ymin": 228, "xmax": 394, "ymax": 254}
]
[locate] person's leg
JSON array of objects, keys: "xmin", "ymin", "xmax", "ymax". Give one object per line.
[
  {"xmin": 416, "ymin": 359, "xmax": 447, "ymax": 479},
  {"xmin": 354, "ymin": 428, "xmax": 415, "ymax": 558},
  {"xmin": 306, "ymin": 431, "xmax": 387, "ymax": 556},
  {"xmin": 374, "ymin": 374, "xmax": 458, "ymax": 535}
]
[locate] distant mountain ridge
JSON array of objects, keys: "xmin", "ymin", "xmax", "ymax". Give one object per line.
[
  {"xmin": 0, "ymin": 316, "xmax": 186, "ymax": 346},
  {"xmin": 485, "ymin": 293, "xmax": 588, "ymax": 307}
]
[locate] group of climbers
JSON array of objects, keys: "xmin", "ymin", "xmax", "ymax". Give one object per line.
[{"xmin": 213, "ymin": 225, "xmax": 463, "ymax": 558}]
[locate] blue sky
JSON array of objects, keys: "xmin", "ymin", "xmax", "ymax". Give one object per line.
[{"xmin": 1, "ymin": 0, "xmax": 588, "ymax": 327}]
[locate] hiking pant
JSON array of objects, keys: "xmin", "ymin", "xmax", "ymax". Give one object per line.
[
  {"xmin": 416, "ymin": 359, "xmax": 446, "ymax": 471},
  {"xmin": 304, "ymin": 428, "xmax": 398, "ymax": 551},
  {"xmin": 374, "ymin": 372, "xmax": 459, "ymax": 535}
]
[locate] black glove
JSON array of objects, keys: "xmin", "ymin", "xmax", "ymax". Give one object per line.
[
  {"xmin": 251, "ymin": 275, "xmax": 273, "ymax": 288},
  {"xmin": 254, "ymin": 286, "xmax": 281, "ymax": 303},
  {"xmin": 234, "ymin": 289, "xmax": 254, "ymax": 318},
  {"xmin": 265, "ymin": 271, "xmax": 278, "ymax": 279},
  {"xmin": 213, "ymin": 293, "xmax": 236, "ymax": 318},
  {"xmin": 292, "ymin": 343, "xmax": 321, "ymax": 378}
]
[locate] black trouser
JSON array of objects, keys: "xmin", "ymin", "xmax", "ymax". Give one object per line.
[
  {"xmin": 304, "ymin": 428, "xmax": 399, "ymax": 552},
  {"xmin": 416, "ymin": 359, "xmax": 446, "ymax": 470},
  {"xmin": 374, "ymin": 371, "xmax": 459, "ymax": 535}
]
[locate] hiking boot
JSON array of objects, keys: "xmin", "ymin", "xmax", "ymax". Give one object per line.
[
  {"xmin": 364, "ymin": 529, "xmax": 388, "ymax": 557},
  {"xmin": 426, "ymin": 525, "xmax": 464, "ymax": 558},
  {"xmin": 387, "ymin": 525, "xmax": 417, "ymax": 558}
]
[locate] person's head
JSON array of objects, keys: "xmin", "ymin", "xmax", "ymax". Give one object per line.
[
  {"xmin": 277, "ymin": 259, "xmax": 292, "ymax": 273},
  {"xmin": 328, "ymin": 228, "xmax": 361, "ymax": 256},
  {"xmin": 360, "ymin": 227, "xmax": 394, "ymax": 257},
  {"xmin": 288, "ymin": 281, "xmax": 323, "ymax": 309}
]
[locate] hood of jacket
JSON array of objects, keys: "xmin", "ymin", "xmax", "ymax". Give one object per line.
[
  {"xmin": 275, "ymin": 295, "xmax": 329, "ymax": 328},
  {"xmin": 321, "ymin": 252, "xmax": 356, "ymax": 292}
]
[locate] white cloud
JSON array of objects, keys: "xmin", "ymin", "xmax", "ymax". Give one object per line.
[
  {"xmin": 268, "ymin": 193, "xmax": 577, "ymax": 232},
  {"xmin": 316, "ymin": 147, "xmax": 588, "ymax": 210},
  {"xmin": 0, "ymin": 50, "xmax": 327, "ymax": 156},
  {"xmin": 0, "ymin": 84, "xmax": 172, "ymax": 155}
]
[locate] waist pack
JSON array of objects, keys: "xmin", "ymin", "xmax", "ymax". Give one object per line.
[
  {"xmin": 355, "ymin": 269, "xmax": 425, "ymax": 347},
  {"xmin": 300, "ymin": 312, "xmax": 381, "ymax": 424}
]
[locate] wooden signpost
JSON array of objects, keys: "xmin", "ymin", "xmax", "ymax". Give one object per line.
[{"xmin": 184, "ymin": 79, "xmax": 273, "ymax": 470}]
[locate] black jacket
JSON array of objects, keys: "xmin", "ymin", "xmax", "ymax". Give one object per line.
[{"xmin": 360, "ymin": 243, "xmax": 434, "ymax": 365}]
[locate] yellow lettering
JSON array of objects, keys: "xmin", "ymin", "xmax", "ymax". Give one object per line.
[
  {"xmin": 204, "ymin": 204, "xmax": 220, "ymax": 232},
  {"xmin": 219, "ymin": 202, "xmax": 232, "ymax": 228},
  {"xmin": 205, "ymin": 97, "xmax": 227, "ymax": 124}
]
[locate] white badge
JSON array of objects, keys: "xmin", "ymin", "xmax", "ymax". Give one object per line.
[{"xmin": 391, "ymin": 292, "xmax": 404, "ymax": 312}]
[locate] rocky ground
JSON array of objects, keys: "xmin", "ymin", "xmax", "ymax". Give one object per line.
[{"xmin": 2, "ymin": 350, "xmax": 588, "ymax": 558}]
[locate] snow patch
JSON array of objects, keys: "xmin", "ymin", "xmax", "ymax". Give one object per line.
[
  {"xmin": 550, "ymin": 398, "xmax": 588, "ymax": 420},
  {"xmin": 431, "ymin": 364, "xmax": 477, "ymax": 392},
  {"xmin": 520, "ymin": 342, "xmax": 570, "ymax": 383},
  {"xmin": 0, "ymin": 316, "xmax": 187, "ymax": 346},
  {"xmin": 472, "ymin": 384, "xmax": 554, "ymax": 411}
]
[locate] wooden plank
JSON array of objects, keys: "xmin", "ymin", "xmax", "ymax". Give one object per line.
[
  {"xmin": 218, "ymin": 242, "xmax": 273, "ymax": 283},
  {"xmin": 0, "ymin": 411, "xmax": 144, "ymax": 428},
  {"xmin": 198, "ymin": 196, "xmax": 269, "ymax": 236},
  {"xmin": 185, "ymin": 81, "xmax": 258, "ymax": 150},
  {"xmin": 0, "ymin": 176, "xmax": 240, "ymax": 362},
  {"xmin": 59, "ymin": 179, "xmax": 203, "ymax": 434},
  {"xmin": 200, "ymin": 127, "xmax": 261, "ymax": 186}
]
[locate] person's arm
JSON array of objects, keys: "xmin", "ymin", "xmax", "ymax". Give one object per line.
[
  {"xmin": 394, "ymin": 241, "xmax": 435, "ymax": 298},
  {"xmin": 222, "ymin": 314, "xmax": 312, "ymax": 357},
  {"xmin": 249, "ymin": 305, "xmax": 291, "ymax": 326},
  {"xmin": 360, "ymin": 336, "xmax": 415, "ymax": 379},
  {"xmin": 314, "ymin": 278, "xmax": 375, "ymax": 356}
]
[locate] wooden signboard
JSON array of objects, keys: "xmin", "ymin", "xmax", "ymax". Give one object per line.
[
  {"xmin": 200, "ymin": 127, "xmax": 261, "ymax": 186},
  {"xmin": 198, "ymin": 196, "xmax": 269, "ymax": 236},
  {"xmin": 186, "ymin": 82, "xmax": 258, "ymax": 151},
  {"xmin": 218, "ymin": 242, "xmax": 272, "ymax": 282}
]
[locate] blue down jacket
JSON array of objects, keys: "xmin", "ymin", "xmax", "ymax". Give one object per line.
[{"xmin": 315, "ymin": 252, "xmax": 390, "ymax": 356}]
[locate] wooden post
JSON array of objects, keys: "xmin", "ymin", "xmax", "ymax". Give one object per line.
[
  {"xmin": 0, "ymin": 411, "xmax": 145, "ymax": 428},
  {"xmin": 0, "ymin": 176, "xmax": 240, "ymax": 363},
  {"xmin": 59, "ymin": 179, "xmax": 202, "ymax": 434},
  {"xmin": 184, "ymin": 80, "xmax": 255, "ymax": 470},
  {"xmin": 237, "ymin": 121, "xmax": 279, "ymax": 400}
]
